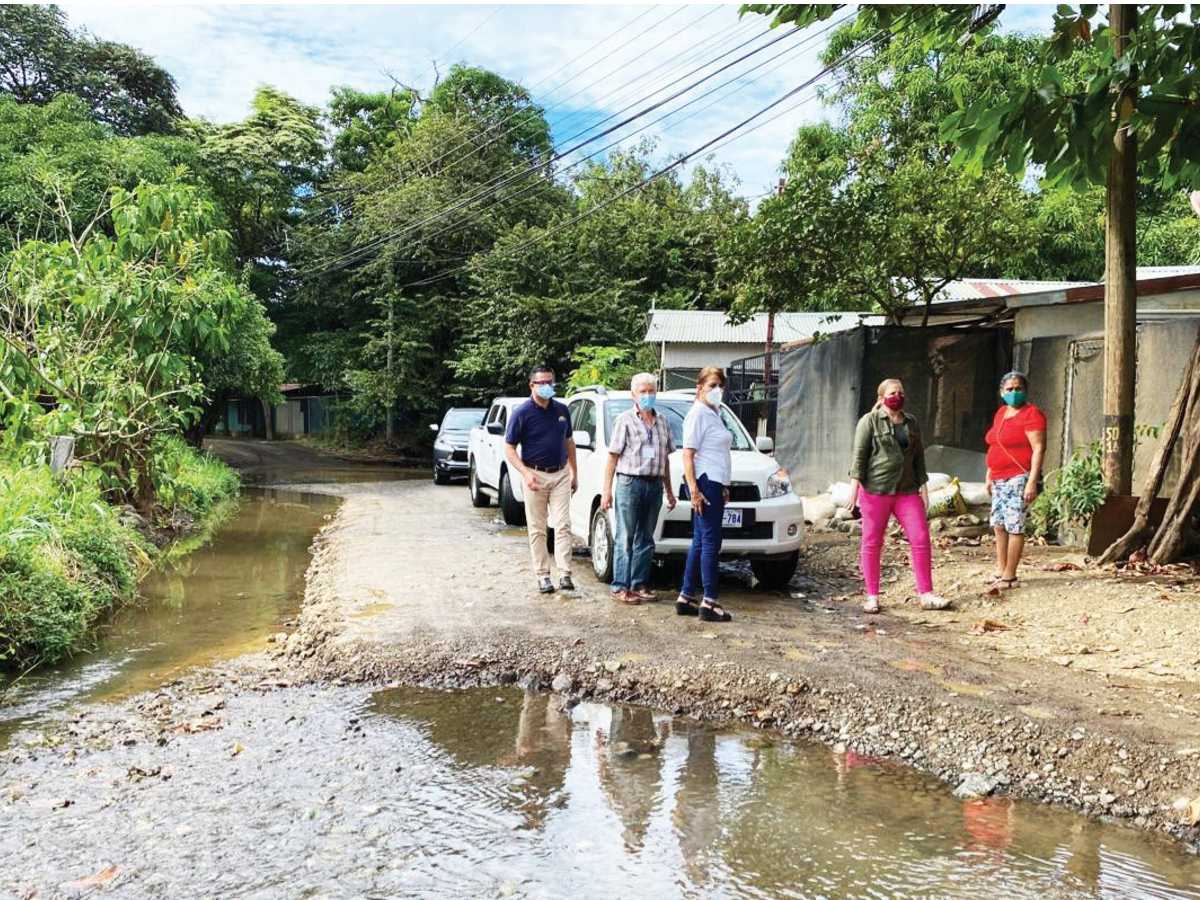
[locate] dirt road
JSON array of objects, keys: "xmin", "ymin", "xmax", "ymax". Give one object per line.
[{"xmin": 212, "ymin": 439, "xmax": 1200, "ymax": 848}]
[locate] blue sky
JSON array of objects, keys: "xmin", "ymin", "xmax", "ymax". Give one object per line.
[{"xmin": 63, "ymin": 3, "xmax": 1057, "ymax": 198}]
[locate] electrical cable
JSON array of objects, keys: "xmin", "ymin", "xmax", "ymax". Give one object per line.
[
  {"xmin": 302, "ymin": 21, "xmax": 806, "ymax": 278},
  {"xmin": 377, "ymin": 32, "xmax": 880, "ymax": 295}
]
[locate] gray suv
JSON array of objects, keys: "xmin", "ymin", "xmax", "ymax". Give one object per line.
[{"xmin": 431, "ymin": 407, "xmax": 486, "ymax": 484}]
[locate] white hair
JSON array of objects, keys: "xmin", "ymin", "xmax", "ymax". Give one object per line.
[{"xmin": 630, "ymin": 372, "xmax": 658, "ymax": 392}]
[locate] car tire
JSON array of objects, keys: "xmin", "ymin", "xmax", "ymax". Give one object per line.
[
  {"xmin": 433, "ymin": 464, "xmax": 450, "ymax": 485},
  {"xmin": 750, "ymin": 551, "xmax": 800, "ymax": 590},
  {"xmin": 590, "ymin": 506, "xmax": 614, "ymax": 583},
  {"xmin": 469, "ymin": 461, "xmax": 490, "ymax": 508},
  {"xmin": 500, "ymin": 470, "xmax": 526, "ymax": 526}
]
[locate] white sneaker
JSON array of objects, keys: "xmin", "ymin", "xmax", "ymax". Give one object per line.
[
  {"xmin": 863, "ymin": 595, "xmax": 880, "ymax": 614},
  {"xmin": 919, "ymin": 592, "xmax": 951, "ymax": 610}
]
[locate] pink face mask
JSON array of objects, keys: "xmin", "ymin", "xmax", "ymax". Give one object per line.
[{"xmin": 883, "ymin": 394, "xmax": 905, "ymax": 411}]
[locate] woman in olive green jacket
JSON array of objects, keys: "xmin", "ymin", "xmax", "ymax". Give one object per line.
[{"xmin": 843, "ymin": 378, "xmax": 950, "ymax": 614}]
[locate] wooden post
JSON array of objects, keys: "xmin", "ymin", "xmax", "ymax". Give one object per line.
[
  {"xmin": 1103, "ymin": 2, "xmax": 1137, "ymax": 496},
  {"xmin": 386, "ymin": 298, "xmax": 395, "ymax": 442}
]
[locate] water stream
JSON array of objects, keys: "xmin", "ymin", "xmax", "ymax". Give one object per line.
[{"xmin": 0, "ymin": 487, "xmax": 336, "ymax": 742}]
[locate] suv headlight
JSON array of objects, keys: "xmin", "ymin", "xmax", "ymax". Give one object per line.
[
  {"xmin": 434, "ymin": 437, "xmax": 451, "ymax": 450},
  {"xmin": 765, "ymin": 467, "xmax": 792, "ymax": 498}
]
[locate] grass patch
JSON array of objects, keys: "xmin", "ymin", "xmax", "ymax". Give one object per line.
[{"xmin": 0, "ymin": 438, "xmax": 240, "ymax": 669}]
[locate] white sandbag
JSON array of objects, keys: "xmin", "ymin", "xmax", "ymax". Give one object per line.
[
  {"xmin": 801, "ymin": 494, "xmax": 837, "ymax": 524},
  {"xmin": 926, "ymin": 472, "xmax": 952, "ymax": 490},
  {"xmin": 959, "ymin": 481, "xmax": 991, "ymax": 506},
  {"xmin": 828, "ymin": 481, "xmax": 853, "ymax": 507}
]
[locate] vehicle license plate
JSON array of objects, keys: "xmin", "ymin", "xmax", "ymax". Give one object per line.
[{"xmin": 722, "ymin": 508, "xmax": 743, "ymax": 528}]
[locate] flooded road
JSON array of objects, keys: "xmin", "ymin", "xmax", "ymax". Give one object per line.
[
  {"xmin": 4, "ymin": 682, "xmax": 1197, "ymax": 898},
  {"xmin": 0, "ymin": 488, "xmax": 337, "ymax": 743},
  {"xmin": 3, "ymin": 463, "xmax": 1199, "ymax": 897}
]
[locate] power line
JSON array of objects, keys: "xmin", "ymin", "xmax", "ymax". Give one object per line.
[
  {"xmin": 294, "ymin": 7, "xmax": 738, "ymax": 225},
  {"xmin": 401, "ymin": 16, "xmax": 848, "ymax": 257},
  {"xmin": 302, "ymin": 21, "xmax": 804, "ymax": 278},
  {"xmin": 379, "ymin": 32, "xmax": 880, "ymax": 296}
]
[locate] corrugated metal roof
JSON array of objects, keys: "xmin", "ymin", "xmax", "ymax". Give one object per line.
[
  {"xmin": 933, "ymin": 278, "xmax": 1090, "ymax": 302},
  {"xmin": 644, "ymin": 310, "xmax": 881, "ymax": 345},
  {"xmin": 1132, "ymin": 265, "xmax": 1200, "ymax": 278}
]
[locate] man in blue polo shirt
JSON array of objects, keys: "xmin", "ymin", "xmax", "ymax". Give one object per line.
[{"xmin": 504, "ymin": 366, "xmax": 578, "ymax": 593}]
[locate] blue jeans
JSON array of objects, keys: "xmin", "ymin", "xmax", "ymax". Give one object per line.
[
  {"xmin": 612, "ymin": 475, "xmax": 662, "ymax": 591},
  {"xmin": 681, "ymin": 474, "xmax": 725, "ymax": 601}
]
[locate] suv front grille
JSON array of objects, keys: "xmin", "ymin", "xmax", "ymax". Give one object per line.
[
  {"xmin": 662, "ymin": 521, "xmax": 774, "ymax": 541},
  {"xmin": 728, "ymin": 482, "xmax": 761, "ymax": 502}
]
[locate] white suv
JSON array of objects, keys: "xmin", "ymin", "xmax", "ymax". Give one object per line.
[{"xmin": 565, "ymin": 387, "xmax": 805, "ymax": 589}]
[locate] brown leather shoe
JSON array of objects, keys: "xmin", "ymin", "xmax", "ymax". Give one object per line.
[
  {"xmin": 610, "ymin": 589, "xmax": 642, "ymax": 605},
  {"xmin": 630, "ymin": 586, "xmax": 658, "ymax": 602}
]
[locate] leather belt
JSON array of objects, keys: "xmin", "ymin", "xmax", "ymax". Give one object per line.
[{"xmin": 526, "ymin": 463, "xmax": 564, "ymax": 473}]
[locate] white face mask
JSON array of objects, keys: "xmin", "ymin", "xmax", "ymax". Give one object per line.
[{"xmin": 706, "ymin": 387, "xmax": 724, "ymax": 408}]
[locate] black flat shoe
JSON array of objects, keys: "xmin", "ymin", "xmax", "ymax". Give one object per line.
[
  {"xmin": 698, "ymin": 602, "xmax": 731, "ymax": 623},
  {"xmin": 675, "ymin": 595, "xmax": 699, "ymax": 616}
]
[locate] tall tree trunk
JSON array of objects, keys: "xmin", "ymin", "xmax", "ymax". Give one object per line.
[
  {"xmin": 1098, "ymin": 331, "xmax": 1200, "ymax": 564},
  {"xmin": 1103, "ymin": 2, "xmax": 1138, "ymax": 496},
  {"xmin": 261, "ymin": 396, "xmax": 275, "ymax": 441}
]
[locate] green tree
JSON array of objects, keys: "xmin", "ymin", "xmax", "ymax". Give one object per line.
[
  {"xmin": 0, "ymin": 94, "xmax": 202, "ymax": 249},
  {"xmin": 0, "ymin": 4, "xmax": 182, "ymax": 135},
  {"xmin": 188, "ymin": 86, "xmax": 325, "ymax": 296},
  {"xmin": 453, "ymin": 146, "xmax": 746, "ymax": 396},
  {"xmin": 0, "ymin": 179, "xmax": 264, "ymax": 507}
]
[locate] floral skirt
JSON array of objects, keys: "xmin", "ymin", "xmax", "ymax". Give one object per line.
[{"xmin": 989, "ymin": 474, "xmax": 1029, "ymax": 535}]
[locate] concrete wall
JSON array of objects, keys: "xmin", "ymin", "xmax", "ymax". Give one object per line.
[
  {"xmin": 1014, "ymin": 291, "xmax": 1200, "ymax": 343},
  {"xmin": 1017, "ymin": 317, "xmax": 1200, "ymax": 492},
  {"xmin": 661, "ymin": 342, "xmax": 768, "ymax": 370}
]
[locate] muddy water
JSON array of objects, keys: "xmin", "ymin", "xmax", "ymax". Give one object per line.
[
  {"xmin": 367, "ymin": 686, "xmax": 1200, "ymax": 899},
  {"xmin": 0, "ymin": 487, "xmax": 336, "ymax": 741}
]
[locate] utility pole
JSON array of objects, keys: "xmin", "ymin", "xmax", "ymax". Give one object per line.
[
  {"xmin": 385, "ymin": 297, "xmax": 395, "ymax": 442},
  {"xmin": 1103, "ymin": 3, "xmax": 1137, "ymax": 496}
]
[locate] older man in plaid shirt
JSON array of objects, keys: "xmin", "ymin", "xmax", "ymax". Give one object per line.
[{"xmin": 601, "ymin": 373, "xmax": 677, "ymax": 604}]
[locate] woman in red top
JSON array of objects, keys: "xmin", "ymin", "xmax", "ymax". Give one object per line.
[{"xmin": 984, "ymin": 371, "xmax": 1047, "ymax": 590}]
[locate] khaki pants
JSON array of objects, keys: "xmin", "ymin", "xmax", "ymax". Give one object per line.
[{"xmin": 524, "ymin": 467, "xmax": 572, "ymax": 578}]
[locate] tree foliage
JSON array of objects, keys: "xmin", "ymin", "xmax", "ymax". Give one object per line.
[
  {"xmin": 0, "ymin": 180, "xmax": 276, "ymax": 504},
  {"xmin": 0, "ymin": 4, "xmax": 182, "ymax": 136}
]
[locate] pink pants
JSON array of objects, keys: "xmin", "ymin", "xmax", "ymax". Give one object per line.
[{"xmin": 858, "ymin": 490, "xmax": 933, "ymax": 596}]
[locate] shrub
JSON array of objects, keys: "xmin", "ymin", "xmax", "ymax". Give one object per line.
[
  {"xmin": 0, "ymin": 460, "xmax": 148, "ymax": 665},
  {"xmin": 1027, "ymin": 443, "xmax": 1107, "ymax": 540},
  {"xmin": 150, "ymin": 435, "xmax": 239, "ymax": 521}
]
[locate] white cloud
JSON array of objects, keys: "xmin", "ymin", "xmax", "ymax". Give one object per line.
[
  {"xmin": 59, "ymin": 3, "xmax": 1052, "ymax": 197},
  {"xmin": 61, "ymin": 3, "xmax": 844, "ymax": 194}
]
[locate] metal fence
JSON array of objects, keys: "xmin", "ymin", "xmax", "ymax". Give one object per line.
[{"xmin": 725, "ymin": 350, "xmax": 781, "ymax": 438}]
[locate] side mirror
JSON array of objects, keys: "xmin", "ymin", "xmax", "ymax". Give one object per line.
[
  {"xmin": 486, "ymin": 422, "xmax": 505, "ymax": 436},
  {"xmin": 572, "ymin": 429, "xmax": 593, "ymax": 450},
  {"xmin": 429, "ymin": 423, "xmax": 439, "ymax": 432},
  {"xmin": 756, "ymin": 435, "xmax": 775, "ymax": 454}
]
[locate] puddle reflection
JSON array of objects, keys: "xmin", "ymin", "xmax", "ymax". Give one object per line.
[{"xmin": 373, "ymin": 686, "xmax": 1200, "ymax": 899}]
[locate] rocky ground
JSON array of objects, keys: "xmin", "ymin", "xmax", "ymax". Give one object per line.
[{"xmin": 222, "ymin": 437, "xmax": 1200, "ymax": 853}]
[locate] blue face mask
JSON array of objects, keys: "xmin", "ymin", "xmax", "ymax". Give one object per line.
[
  {"xmin": 1002, "ymin": 390, "xmax": 1026, "ymax": 407},
  {"xmin": 637, "ymin": 393, "xmax": 656, "ymax": 411},
  {"xmin": 534, "ymin": 383, "xmax": 555, "ymax": 400}
]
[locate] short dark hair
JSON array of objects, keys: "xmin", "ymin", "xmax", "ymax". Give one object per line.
[{"xmin": 530, "ymin": 365, "xmax": 555, "ymax": 382}]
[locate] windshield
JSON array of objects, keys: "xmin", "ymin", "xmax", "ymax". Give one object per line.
[
  {"xmin": 443, "ymin": 409, "xmax": 486, "ymax": 430},
  {"xmin": 603, "ymin": 399, "xmax": 753, "ymax": 451}
]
